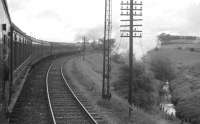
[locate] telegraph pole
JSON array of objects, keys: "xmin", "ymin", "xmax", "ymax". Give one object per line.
[
  {"xmin": 102, "ymin": 0, "xmax": 112, "ymax": 99},
  {"xmin": 120, "ymin": 0, "xmax": 143, "ymax": 117},
  {"xmin": 82, "ymin": 36, "xmax": 86, "ymax": 61}
]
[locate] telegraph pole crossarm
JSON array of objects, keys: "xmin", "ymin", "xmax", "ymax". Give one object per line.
[
  {"xmin": 120, "ymin": 24, "xmax": 143, "ymax": 27},
  {"xmin": 120, "ymin": 19, "xmax": 143, "ymax": 21},
  {"xmin": 120, "ymin": 13, "xmax": 142, "ymax": 16},
  {"xmin": 120, "ymin": 1, "xmax": 143, "ymax": 5},
  {"xmin": 121, "ymin": 8, "xmax": 142, "ymax": 11},
  {"xmin": 120, "ymin": 30, "xmax": 142, "ymax": 32}
]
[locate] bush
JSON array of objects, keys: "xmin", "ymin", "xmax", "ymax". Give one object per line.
[
  {"xmin": 111, "ymin": 53, "xmax": 124, "ymax": 64},
  {"xmin": 118, "ymin": 62, "xmax": 156, "ymax": 110},
  {"xmin": 189, "ymin": 47, "xmax": 195, "ymax": 52},
  {"xmin": 155, "ymin": 47, "xmax": 159, "ymax": 51},
  {"xmin": 176, "ymin": 95, "xmax": 200, "ymax": 124},
  {"xmin": 171, "ymin": 74, "xmax": 200, "ymax": 124},
  {"xmin": 150, "ymin": 55, "xmax": 176, "ymax": 82},
  {"xmin": 177, "ymin": 47, "xmax": 183, "ymax": 50}
]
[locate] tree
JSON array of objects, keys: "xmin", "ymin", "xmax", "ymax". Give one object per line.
[
  {"xmin": 176, "ymin": 96, "xmax": 200, "ymax": 124},
  {"xmin": 118, "ymin": 62, "xmax": 156, "ymax": 110},
  {"xmin": 150, "ymin": 55, "xmax": 176, "ymax": 82},
  {"xmin": 111, "ymin": 53, "xmax": 124, "ymax": 64},
  {"xmin": 90, "ymin": 40, "xmax": 103, "ymax": 50},
  {"xmin": 98, "ymin": 38, "xmax": 116, "ymax": 50}
]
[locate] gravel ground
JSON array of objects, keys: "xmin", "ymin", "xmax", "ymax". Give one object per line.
[{"xmin": 9, "ymin": 60, "xmax": 53, "ymax": 124}]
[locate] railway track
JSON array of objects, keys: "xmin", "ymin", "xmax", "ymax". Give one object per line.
[
  {"xmin": 9, "ymin": 56, "xmax": 106, "ymax": 124},
  {"xmin": 46, "ymin": 58, "xmax": 106, "ymax": 124}
]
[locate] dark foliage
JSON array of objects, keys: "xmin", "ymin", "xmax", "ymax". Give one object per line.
[
  {"xmin": 91, "ymin": 38, "xmax": 116, "ymax": 51},
  {"xmin": 118, "ymin": 62, "xmax": 156, "ymax": 110},
  {"xmin": 189, "ymin": 47, "xmax": 195, "ymax": 52},
  {"xmin": 98, "ymin": 38, "xmax": 116, "ymax": 49},
  {"xmin": 111, "ymin": 53, "xmax": 124, "ymax": 64},
  {"xmin": 177, "ymin": 47, "xmax": 183, "ymax": 50},
  {"xmin": 150, "ymin": 55, "xmax": 176, "ymax": 82},
  {"xmin": 90, "ymin": 40, "xmax": 103, "ymax": 50},
  {"xmin": 171, "ymin": 68, "xmax": 200, "ymax": 124},
  {"xmin": 175, "ymin": 96, "xmax": 200, "ymax": 124}
]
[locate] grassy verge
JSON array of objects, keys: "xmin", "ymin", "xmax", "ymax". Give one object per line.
[{"xmin": 64, "ymin": 53, "xmax": 181, "ymax": 124}]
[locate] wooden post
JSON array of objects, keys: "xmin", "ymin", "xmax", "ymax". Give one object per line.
[
  {"xmin": 103, "ymin": 0, "xmax": 112, "ymax": 99},
  {"xmin": 120, "ymin": 0, "xmax": 143, "ymax": 118}
]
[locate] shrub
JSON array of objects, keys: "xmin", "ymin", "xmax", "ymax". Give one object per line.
[
  {"xmin": 189, "ymin": 47, "xmax": 195, "ymax": 52},
  {"xmin": 177, "ymin": 47, "xmax": 182, "ymax": 50},
  {"xmin": 176, "ymin": 96, "xmax": 200, "ymax": 124},
  {"xmin": 118, "ymin": 62, "xmax": 156, "ymax": 110},
  {"xmin": 111, "ymin": 53, "xmax": 124, "ymax": 64},
  {"xmin": 150, "ymin": 55, "xmax": 176, "ymax": 82},
  {"xmin": 155, "ymin": 47, "xmax": 159, "ymax": 51}
]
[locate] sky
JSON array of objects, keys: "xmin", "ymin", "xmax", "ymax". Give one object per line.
[{"xmin": 7, "ymin": 0, "xmax": 200, "ymax": 59}]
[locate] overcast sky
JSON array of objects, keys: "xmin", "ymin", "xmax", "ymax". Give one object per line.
[{"xmin": 7, "ymin": 0, "xmax": 200, "ymax": 59}]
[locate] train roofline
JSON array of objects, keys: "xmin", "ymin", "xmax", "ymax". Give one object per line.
[{"xmin": 1, "ymin": 0, "xmax": 12, "ymax": 24}]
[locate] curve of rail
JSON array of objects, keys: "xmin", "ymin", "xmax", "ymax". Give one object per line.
[
  {"xmin": 46, "ymin": 64, "xmax": 57, "ymax": 124},
  {"xmin": 46, "ymin": 59, "xmax": 98, "ymax": 124}
]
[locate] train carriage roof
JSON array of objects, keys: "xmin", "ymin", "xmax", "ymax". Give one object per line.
[
  {"xmin": 1, "ymin": 0, "xmax": 12, "ymax": 24},
  {"xmin": 32, "ymin": 38, "xmax": 51, "ymax": 46},
  {"xmin": 11, "ymin": 23, "xmax": 50, "ymax": 46},
  {"xmin": 12, "ymin": 23, "xmax": 26, "ymax": 36}
]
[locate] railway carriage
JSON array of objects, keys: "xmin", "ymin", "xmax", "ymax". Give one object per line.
[
  {"xmin": 12, "ymin": 24, "xmax": 32, "ymax": 70},
  {"xmin": 0, "ymin": 0, "xmax": 80, "ymax": 117}
]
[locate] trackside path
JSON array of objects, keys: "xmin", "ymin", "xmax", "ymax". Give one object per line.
[{"xmin": 9, "ymin": 59, "xmax": 53, "ymax": 124}]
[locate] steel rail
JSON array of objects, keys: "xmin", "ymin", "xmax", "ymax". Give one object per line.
[
  {"xmin": 61, "ymin": 61, "xmax": 98, "ymax": 124},
  {"xmin": 46, "ymin": 63, "xmax": 57, "ymax": 124}
]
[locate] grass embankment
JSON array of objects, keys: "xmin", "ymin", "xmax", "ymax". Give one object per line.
[
  {"xmin": 64, "ymin": 53, "xmax": 180, "ymax": 124},
  {"xmin": 147, "ymin": 43, "xmax": 200, "ymax": 123}
]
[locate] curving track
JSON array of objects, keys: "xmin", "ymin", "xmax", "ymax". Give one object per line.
[
  {"xmin": 46, "ymin": 57, "xmax": 104, "ymax": 124},
  {"xmin": 9, "ymin": 55, "xmax": 106, "ymax": 124}
]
